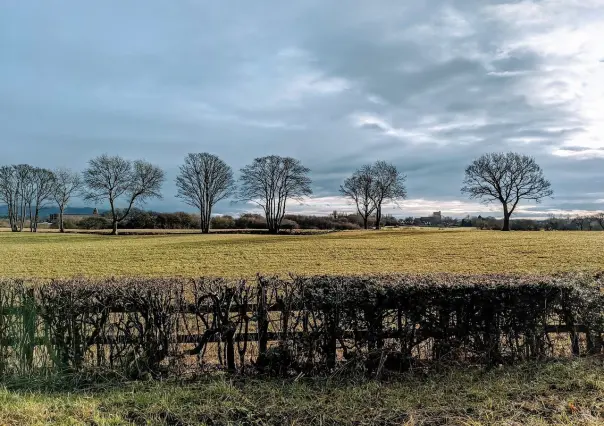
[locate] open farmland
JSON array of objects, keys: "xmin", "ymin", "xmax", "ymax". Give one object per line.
[
  {"xmin": 2, "ymin": 227, "xmax": 604, "ymax": 426},
  {"xmin": 0, "ymin": 228, "xmax": 603, "ymax": 278}
]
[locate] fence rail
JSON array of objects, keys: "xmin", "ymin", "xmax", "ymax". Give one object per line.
[{"xmin": 1, "ymin": 274, "xmax": 602, "ymax": 378}]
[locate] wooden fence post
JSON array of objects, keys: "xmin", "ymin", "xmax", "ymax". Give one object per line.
[
  {"xmin": 257, "ymin": 279, "xmax": 268, "ymax": 361},
  {"xmin": 21, "ymin": 288, "xmax": 36, "ymax": 373}
]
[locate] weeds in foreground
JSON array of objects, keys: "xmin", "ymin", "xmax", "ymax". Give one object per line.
[{"xmin": 0, "ymin": 358, "xmax": 602, "ymax": 425}]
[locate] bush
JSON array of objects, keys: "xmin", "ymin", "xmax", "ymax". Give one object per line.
[
  {"xmin": 0, "ymin": 273, "xmax": 601, "ymax": 379},
  {"xmin": 211, "ymin": 215, "xmax": 236, "ymax": 229},
  {"xmin": 155, "ymin": 212, "xmax": 200, "ymax": 229},
  {"xmin": 121, "ymin": 209, "xmax": 157, "ymax": 229},
  {"xmin": 78, "ymin": 216, "xmax": 111, "ymax": 230},
  {"xmin": 284, "ymin": 214, "xmax": 363, "ymax": 230},
  {"xmin": 235, "ymin": 214, "xmax": 266, "ymax": 229},
  {"xmin": 279, "ymin": 219, "xmax": 299, "ymax": 232},
  {"xmin": 49, "ymin": 219, "xmax": 77, "ymax": 230}
]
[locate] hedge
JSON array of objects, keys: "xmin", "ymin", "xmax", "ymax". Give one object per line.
[{"xmin": 0, "ymin": 273, "xmax": 602, "ymax": 379}]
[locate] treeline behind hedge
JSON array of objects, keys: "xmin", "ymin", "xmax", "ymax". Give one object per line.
[
  {"xmin": 61, "ymin": 210, "xmax": 397, "ymax": 231},
  {"xmin": 1, "ymin": 273, "xmax": 602, "ymax": 379}
]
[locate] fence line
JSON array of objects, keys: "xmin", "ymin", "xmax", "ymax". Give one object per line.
[{"xmin": 1, "ymin": 274, "xmax": 602, "ymax": 378}]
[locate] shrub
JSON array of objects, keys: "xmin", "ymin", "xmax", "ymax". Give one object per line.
[
  {"xmin": 211, "ymin": 215, "xmax": 236, "ymax": 229},
  {"xmin": 0, "ymin": 273, "xmax": 601, "ymax": 378},
  {"xmin": 78, "ymin": 216, "xmax": 111, "ymax": 230},
  {"xmin": 279, "ymin": 219, "xmax": 299, "ymax": 232},
  {"xmin": 49, "ymin": 219, "xmax": 77, "ymax": 230},
  {"xmin": 155, "ymin": 212, "xmax": 200, "ymax": 229},
  {"xmin": 235, "ymin": 214, "xmax": 266, "ymax": 229},
  {"xmin": 121, "ymin": 209, "xmax": 157, "ymax": 229}
]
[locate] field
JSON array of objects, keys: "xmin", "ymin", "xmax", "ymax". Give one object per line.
[
  {"xmin": 0, "ymin": 228, "xmax": 603, "ymax": 278},
  {"xmin": 1, "ymin": 228, "xmax": 603, "ymax": 425}
]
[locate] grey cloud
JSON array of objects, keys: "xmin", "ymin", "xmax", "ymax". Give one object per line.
[{"xmin": 1, "ymin": 0, "xmax": 603, "ymax": 216}]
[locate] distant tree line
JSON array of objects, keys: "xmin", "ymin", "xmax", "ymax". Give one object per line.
[
  {"xmin": 4, "ymin": 150, "xmax": 599, "ymax": 233},
  {"xmin": 60, "ymin": 210, "xmax": 400, "ymax": 232},
  {"xmin": 53, "ymin": 207, "xmax": 604, "ymax": 233}
]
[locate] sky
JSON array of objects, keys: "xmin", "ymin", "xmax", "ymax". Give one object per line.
[{"xmin": 1, "ymin": 0, "xmax": 604, "ymax": 218}]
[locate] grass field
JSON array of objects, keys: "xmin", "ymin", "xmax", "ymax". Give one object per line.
[
  {"xmin": 0, "ymin": 228, "xmax": 603, "ymax": 278},
  {"xmin": 1, "ymin": 359, "xmax": 602, "ymax": 425},
  {"xmin": 1, "ymin": 228, "xmax": 603, "ymax": 425}
]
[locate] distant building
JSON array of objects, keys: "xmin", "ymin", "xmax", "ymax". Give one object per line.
[{"xmin": 419, "ymin": 211, "xmax": 442, "ymax": 226}]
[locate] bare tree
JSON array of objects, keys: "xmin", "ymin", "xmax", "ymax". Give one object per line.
[
  {"xmin": 571, "ymin": 215, "xmax": 586, "ymax": 231},
  {"xmin": 0, "ymin": 164, "xmax": 36, "ymax": 232},
  {"xmin": 176, "ymin": 153, "xmax": 235, "ymax": 234},
  {"xmin": 0, "ymin": 166, "xmax": 19, "ymax": 231},
  {"xmin": 52, "ymin": 168, "xmax": 83, "ymax": 233},
  {"xmin": 238, "ymin": 155, "xmax": 312, "ymax": 233},
  {"xmin": 83, "ymin": 154, "xmax": 165, "ymax": 235},
  {"xmin": 30, "ymin": 168, "xmax": 56, "ymax": 232},
  {"xmin": 340, "ymin": 161, "xmax": 407, "ymax": 230},
  {"xmin": 340, "ymin": 165, "xmax": 375, "ymax": 230},
  {"xmin": 461, "ymin": 152, "xmax": 553, "ymax": 231},
  {"xmin": 369, "ymin": 161, "xmax": 407, "ymax": 230},
  {"xmin": 594, "ymin": 212, "xmax": 604, "ymax": 230},
  {"xmin": 16, "ymin": 165, "xmax": 35, "ymax": 232}
]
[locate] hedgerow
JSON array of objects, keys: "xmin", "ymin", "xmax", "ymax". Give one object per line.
[{"xmin": 0, "ymin": 273, "xmax": 602, "ymax": 379}]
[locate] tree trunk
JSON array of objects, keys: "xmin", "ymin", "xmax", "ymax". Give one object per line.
[
  {"xmin": 59, "ymin": 208, "xmax": 65, "ymax": 233},
  {"xmin": 111, "ymin": 219, "xmax": 118, "ymax": 235},
  {"xmin": 375, "ymin": 207, "xmax": 382, "ymax": 230},
  {"xmin": 502, "ymin": 206, "xmax": 511, "ymax": 231},
  {"xmin": 33, "ymin": 207, "xmax": 39, "ymax": 232},
  {"xmin": 363, "ymin": 216, "xmax": 368, "ymax": 230},
  {"xmin": 203, "ymin": 209, "xmax": 211, "ymax": 234}
]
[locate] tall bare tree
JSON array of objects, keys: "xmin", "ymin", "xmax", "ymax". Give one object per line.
[
  {"xmin": 461, "ymin": 152, "xmax": 553, "ymax": 231},
  {"xmin": 83, "ymin": 154, "xmax": 165, "ymax": 235},
  {"xmin": 0, "ymin": 164, "xmax": 36, "ymax": 232},
  {"xmin": 176, "ymin": 153, "xmax": 235, "ymax": 233},
  {"xmin": 238, "ymin": 155, "xmax": 312, "ymax": 233},
  {"xmin": 0, "ymin": 166, "xmax": 19, "ymax": 231},
  {"xmin": 52, "ymin": 168, "xmax": 83, "ymax": 233},
  {"xmin": 340, "ymin": 165, "xmax": 375, "ymax": 230},
  {"xmin": 16, "ymin": 165, "xmax": 35, "ymax": 232},
  {"xmin": 340, "ymin": 161, "xmax": 407, "ymax": 230},
  {"xmin": 571, "ymin": 215, "xmax": 591, "ymax": 231},
  {"xmin": 30, "ymin": 168, "xmax": 56, "ymax": 232},
  {"xmin": 369, "ymin": 161, "xmax": 407, "ymax": 229}
]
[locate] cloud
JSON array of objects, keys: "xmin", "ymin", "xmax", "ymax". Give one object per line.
[
  {"xmin": 484, "ymin": 0, "xmax": 604, "ymax": 154},
  {"xmin": 351, "ymin": 113, "xmax": 433, "ymax": 143},
  {"xmin": 1, "ymin": 0, "xmax": 604, "ymax": 216}
]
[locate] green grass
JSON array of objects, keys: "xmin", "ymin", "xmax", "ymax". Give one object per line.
[
  {"xmin": 0, "ymin": 228, "xmax": 603, "ymax": 278},
  {"xmin": 0, "ymin": 358, "xmax": 602, "ymax": 425}
]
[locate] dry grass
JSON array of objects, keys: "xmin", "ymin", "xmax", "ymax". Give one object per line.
[
  {"xmin": 0, "ymin": 358, "xmax": 602, "ymax": 425},
  {"xmin": 1, "ymin": 228, "xmax": 603, "ymax": 425},
  {"xmin": 0, "ymin": 228, "xmax": 602, "ymax": 278}
]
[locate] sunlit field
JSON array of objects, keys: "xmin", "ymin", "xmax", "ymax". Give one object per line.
[
  {"xmin": 0, "ymin": 228, "xmax": 602, "ymax": 278},
  {"xmin": 1, "ymin": 228, "xmax": 603, "ymax": 425}
]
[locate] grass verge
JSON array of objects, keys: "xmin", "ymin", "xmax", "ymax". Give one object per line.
[{"xmin": 1, "ymin": 358, "xmax": 602, "ymax": 425}]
